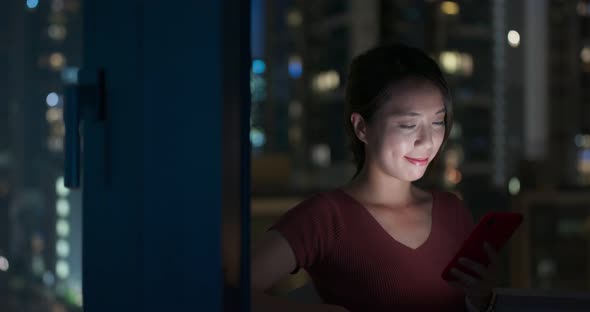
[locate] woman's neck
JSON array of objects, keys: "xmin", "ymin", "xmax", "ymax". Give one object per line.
[{"xmin": 345, "ymin": 165, "xmax": 416, "ymax": 207}]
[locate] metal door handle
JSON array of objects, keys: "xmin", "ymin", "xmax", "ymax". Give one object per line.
[{"xmin": 63, "ymin": 69, "xmax": 106, "ymax": 188}]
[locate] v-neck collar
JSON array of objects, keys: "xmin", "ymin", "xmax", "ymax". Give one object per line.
[{"xmin": 335, "ymin": 188, "xmax": 436, "ymax": 252}]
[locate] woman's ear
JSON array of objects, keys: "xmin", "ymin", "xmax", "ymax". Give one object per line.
[{"xmin": 350, "ymin": 113, "xmax": 368, "ymax": 144}]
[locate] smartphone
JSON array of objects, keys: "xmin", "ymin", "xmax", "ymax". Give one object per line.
[{"xmin": 441, "ymin": 211, "xmax": 524, "ymax": 281}]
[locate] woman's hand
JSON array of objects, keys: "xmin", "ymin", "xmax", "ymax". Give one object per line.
[{"xmin": 446, "ymin": 242, "xmax": 500, "ymax": 311}]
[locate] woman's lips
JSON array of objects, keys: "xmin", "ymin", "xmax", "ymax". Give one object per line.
[{"xmin": 404, "ymin": 156, "xmax": 429, "ymax": 166}]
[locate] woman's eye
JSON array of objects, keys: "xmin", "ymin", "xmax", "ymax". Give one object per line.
[
  {"xmin": 399, "ymin": 125, "xmax": 416, "ymax": 129},
  {"xmin": 433, "ymin": 121, "xmax": 445, "ymax": 126}
]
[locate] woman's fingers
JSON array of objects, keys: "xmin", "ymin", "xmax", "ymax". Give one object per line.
[
  {"xmin": 484, "ymin": 242, "xmax": 499, "ymax": 263},
  {"xmin": 447, "ymin": 278, "xmax": 488, "ymax": 298},
  {"xmin": 458, "ymin": 257, "xmax": 486, "ymax": 278},
  {"xmin": 450, "ymin": 268, "xmax": 478, "ymax": 286}
]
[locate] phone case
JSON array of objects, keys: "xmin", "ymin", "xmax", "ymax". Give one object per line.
[{"xmin": 441, "ymin": 211, "xmax": 524, "ymax": 281}]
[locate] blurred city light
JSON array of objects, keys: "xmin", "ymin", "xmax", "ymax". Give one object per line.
[
  {"xmin": 56, "ymin": 199, "xmax": 71, "ymax": 217},
  {"xmin": 440, "ymin": 1, "xmax": 460, "ymax": 15},
  {"xmin": 46, "ymin": 92, "xmax": 60, "ymax": 107},
  {"xmin": 507, "ymin": 30, "xmax": 520, "ymax": 47},
  {"xmin": 288, "ymin": 100, "xmax": 302, "ymax": 119},
  {"xmin": 56, "ymin": 176, "xmax": 70, "ymax": 197},
  {"xmin": 56, "ymin": 260, "xmax": 70, "ymax": 279},
  {"xmin": 286, "ymin": 9, "xmax": 302, "ymax": 27},
  {"xmin": 48, "ymin": 25, "xmax": 67, "ymax": 41},
  {"xmin": 0, "ymin": 256, "xmax": 9, "ymax": 271},
  {"xmin": 43, "ymin": 271, "xmax": 56, "ymax": 286},
  {"xmin": 56, "ymin": 220, "xmax": 70, "ymax": 237},
  {"xmin": 56, "ymin": 239, "xmax": 70, "ymax": 257},
  {"xmin": 445, "ymin": 147, "xmax": 463, "ymax": 168},
  {"xmin": 48, "ymin": 24, "xmax": 67, "ymax": 41},
  {"xmin": 61, "ymin": 66, "xmax": 79, "ymax": 83},
  {"xmin": 577, "ymin": 2, "xmax": 590, "ymax": 16},
  {"xmin": 439, "ymin": 51, "xmax": 473, "ymax": 76},
  {"xmin": 46, "ymin": 107, "xmax": 63, "ymax": 123},
  {"xmin": 252, "ymin": 59, "xmax": 266, "ymax": 74},
  {"xmin": 48, "ymin": 137, "xmax": 64, "ymax": 152},
  {"xmin": 288, "ymin": 55, "xmax": 303, "ymax": 78},
  {"xmin": 312, "ymin": 70, "xmax": 340, "ymax": 92},
  {"xmin": 575, "ymin": 134, "xmax": 590, "ymax": 148},
  {"xmin": 508, "ymin": 177, "xmax": 521, "ymax": 195},
  {"xmin": 450, "ymin": 123, "xmax": 462, "ymax": 139},
  {"xmin": 49, "ymin": 52, "xmax": 66, "ymax": 70},
  {"xmin": 581, "ymin": 47, "xmax": 590, "ymax": 64},
  {"xmin": 250, "ymin": 128, "xmax": 266, "ymax": 148},
  {"xmin": 250, "ymin": 74, "xmax": 267, "ymax": 102},
  {"xmin": 311, "ymin": 144, "xmax": 331, "ymax": 167},
  {"xmin": 26, "ymin": 0, "xmax": 39, "ymax": 9},
  {"xmin": 445, "ymin": 168, "xmax": 463, "ymax": 184}
]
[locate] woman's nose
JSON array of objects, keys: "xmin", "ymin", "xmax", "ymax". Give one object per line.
[{"xmin": 415, "ymin": 126, "xmax": 433, "ymax": 149}]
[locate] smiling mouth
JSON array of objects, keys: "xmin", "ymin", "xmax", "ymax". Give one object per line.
[{"xmin": 404, "ymin": 156, "xmax": 429, "ymax": 166}]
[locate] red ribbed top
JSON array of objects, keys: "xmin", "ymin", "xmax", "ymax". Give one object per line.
[{"xmin": 269, "ymin": 189, "xmax": 474, "ymax": 312}]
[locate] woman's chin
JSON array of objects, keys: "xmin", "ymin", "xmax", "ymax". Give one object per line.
[{"xmin": 404, "ymin": 168, "xmax": 428, "ymax": 181}]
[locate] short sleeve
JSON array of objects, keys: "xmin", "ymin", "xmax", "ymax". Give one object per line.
[{"xmin": 268, "ymin": 193, "xmax": 344, "ymax": 272}]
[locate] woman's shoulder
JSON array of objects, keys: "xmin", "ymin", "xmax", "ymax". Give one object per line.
[
  {"xmin": 284, "ymin": 189, "xmax": 344, "ymax": 216},
  {"xmin": 296, "ymin": 189, "xmax": 339, "ymax": 207}
]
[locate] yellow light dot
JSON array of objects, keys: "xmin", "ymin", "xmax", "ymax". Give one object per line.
[
  {"xmin": 48, "ymin": 25, "xmax": 67, "ymax": 41},
  {"xmin": 46, "ymin": 108, "xmax": 63, "ymax": 123},
  {"xmin": 440, "ymin": 51, "xmax": 460, "ymax": 74},
  {"xmin": 286, "ymin": 9, "xmax": 302, "ymax": 27},
  {"xmin": 49, "ymin": 52, "xmax": 66, "ymax": 70},
  {"xmin": 441, "ymin": 1, "xmax": 460, "ymax": 15}
]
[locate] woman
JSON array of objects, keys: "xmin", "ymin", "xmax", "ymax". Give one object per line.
[{"xmin": 251, "ymin": 44, "xmax": 500, "ymax": 312}]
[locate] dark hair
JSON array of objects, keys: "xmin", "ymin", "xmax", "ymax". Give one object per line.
[{"xmin": 344, "ymin": 43, "xmax": 453, "ymax": 178}]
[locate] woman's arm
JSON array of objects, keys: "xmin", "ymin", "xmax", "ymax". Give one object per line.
[{"xmin": 251, "ymin": 230, "xmax": 349, "ymax": 312}]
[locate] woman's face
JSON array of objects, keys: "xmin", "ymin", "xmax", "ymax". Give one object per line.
[{"xmin": 360, "ymin": 80, "xmax": 446, "ymax": 182}]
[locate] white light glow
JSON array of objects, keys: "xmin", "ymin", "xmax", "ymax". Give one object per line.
[
  {"xmin": 250, "ymin": 128, "xmax": 266, "ymax": 148},
  {"xmin": 56, "ymin": 176, "xmax": 70, "ymax": 197},
  {"xmin": 56, "ymin": 239, "xmax": 70, "ymax": 257},
  {"xmin": 508, "ymin": 177, "xmax": 521, "ymax": 195},
  {"xmin": 507, "ymin": 30, "xmax": 521, "ymax": 48},
  {"xmin": 311, "ymin": 144, "xmax": 331, "ymax": 167},
  {"xmin": 0, "ymin": 256, "xmax": 9, "ymax": 271},
  {"xmin": 286, "ymin": 9, "xmax": 303, "ymax": 27},
  {"xmin": 56, "ymin": 199, "xmax": 70, "ymax": 217},
  {"xmin": 312, "ymin": 71, "xmax": 340, "ymax": 92},
  {"xmin": 56, "ymin": 260, "xmax": 70, "ymax": 279},
  {"xmin": 439, "ymin": 51, "xmax": 473, "ymax": 76},
  {"xmin": 56, "ymin": 220, "xmax": 70, "ymax": 237},
  {"xmin": 46, "ymin": 92, "xmax": 60, "ymax": 107}
]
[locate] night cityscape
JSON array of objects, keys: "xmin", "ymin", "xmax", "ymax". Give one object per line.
[{"xmin": 2, "ymin": 0, "xmax": 590, "ymax": 311}]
